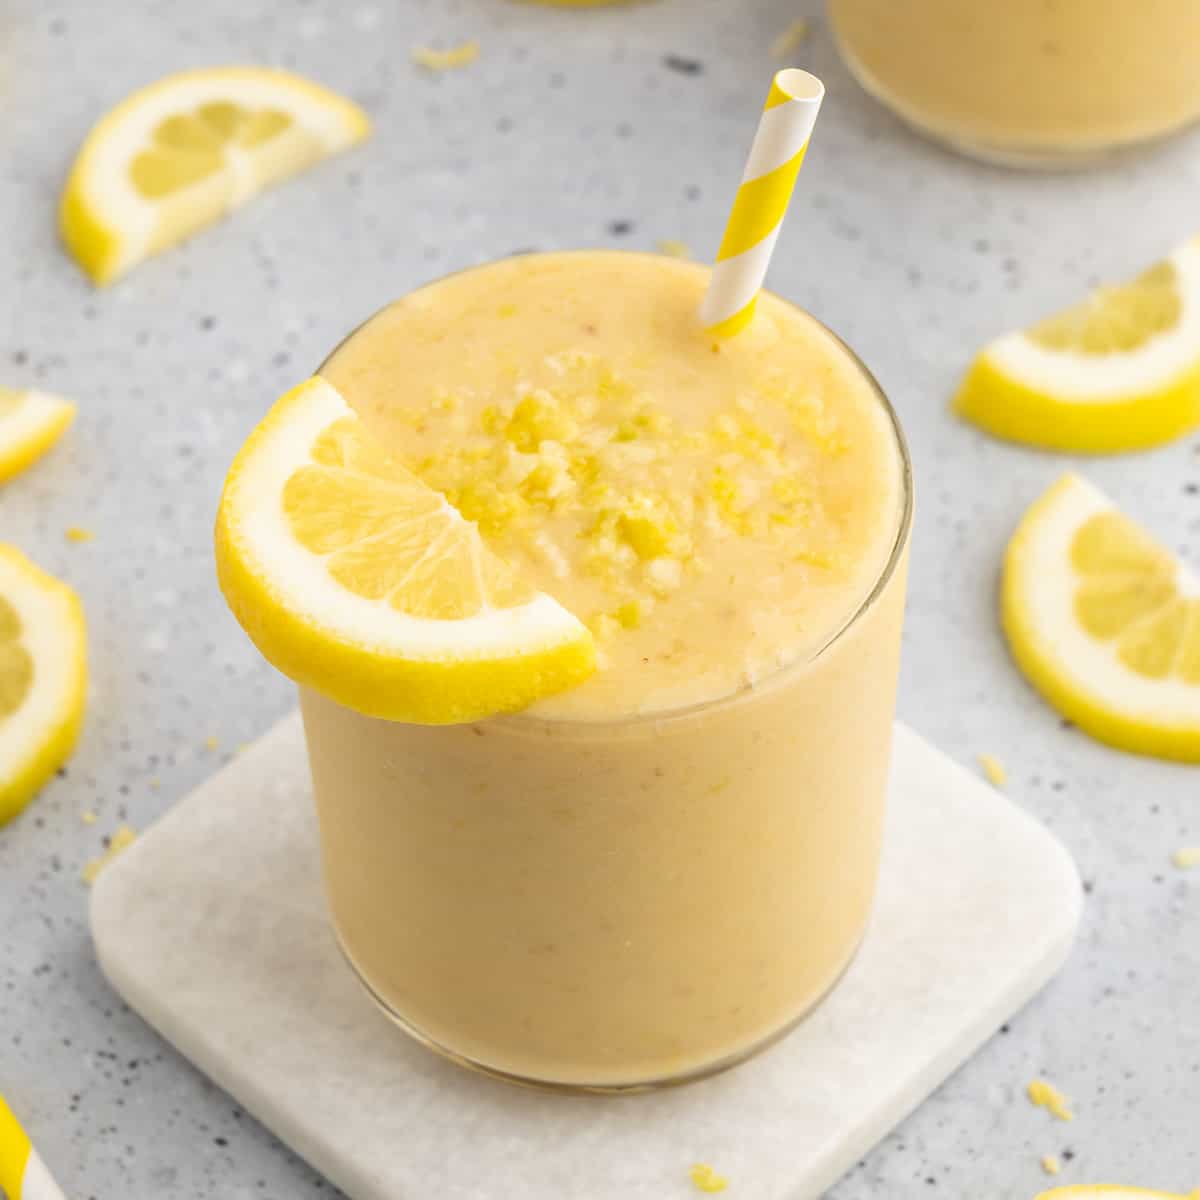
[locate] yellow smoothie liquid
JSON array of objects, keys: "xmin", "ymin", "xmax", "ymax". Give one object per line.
[
  {"xmin": 308, "ymin": 252, "xmax": 911, "ymax": 1088},
  {"xmin": 830, "ymin": 0, "xmax": 1200, "ymax": 163}
]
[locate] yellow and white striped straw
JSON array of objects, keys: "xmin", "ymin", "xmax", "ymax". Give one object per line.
[
  {"xmin": 0, "ymin": 1095, "xmax": 66, "ymax": 1200},
  {"xmin": 700, "ymin": 68, "xmax": 825, "ymax": 337}
]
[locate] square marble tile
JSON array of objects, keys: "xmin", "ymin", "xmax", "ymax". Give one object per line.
[{"xmin": 91, "ymin": 715, "xmax": 1082, "ymax": 1200}]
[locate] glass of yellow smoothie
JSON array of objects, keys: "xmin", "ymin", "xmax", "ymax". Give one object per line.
[
  {"xmin": 218, "ymin": 251, "xmax": 912, "ymax": 1091},
  {"xmin": 314, "ymin": 252, "xmax": 910, "ymax": 1089},
  {"xmin": 829, "ymin": 0, "xmax": 1200, "ymax": 166}
]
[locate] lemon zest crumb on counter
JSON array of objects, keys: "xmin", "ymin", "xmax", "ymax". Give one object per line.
[
  {"xmin": 65, "ymin": 526, "xmax": 95, "ymax": 543},
  {"xmin": 82, "ymin": 825, "xmax": 138, "ymax": 884},
  {"xmin": 1027, "ymin": 1078, "xmax": 1074, "ymax": 1121},
  {"xmin": 977, "ymin": 753, "xmax": 1007, "ymax": 787},
  {"xmin": 657, "ymin": 239, "xmax": 692, "ymax": 259},
  {"xmin": 80, "ymin": 809, "xmax": 97, "ymax": 825},
  {"xmin": 204, "ymin": 736, "xmax": 220, "ymax": 752},
  {"xmin": 1040, "ymin": 1155, "xmax": 1062, "ymax": 1176},
  {"xmin": 689, "ymin": 1163, "xmax": 728, "ymax": 1193},
  {"xmin": 148, "ymin": 776, "xmax": 161, "ymax": 790},
  {"xmin": 412, "ymin": 41, "xmax": 480, "ymax": 70},
  {"xmin": 1172, "ymin": 846, "xmax": 1200, "ymax": 869},
  {"xmin": 770, "ymin": 18, "xmax": 810, "ymax": 58}
]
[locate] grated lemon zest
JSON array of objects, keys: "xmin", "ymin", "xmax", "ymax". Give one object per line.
[
  {"xmin": 977, "ymin": 753, "xmax": 1007, "ymax": 787},
  {"xmin": 82, "ymin": 825, "xmax": 138, "ymax": 884},
  {"xmin": 1027, "ymin": 1078, "xmax": 1074, "ymax": 1121},
  {"xmin": 770, "ymin": 18, "xmax": 810, "ymax": 58},
  {"xmin": 689, "ymin": 1163, "xmax": 728, "ymax": 1193},
  {"xmin": 656, "ymin": 239, "xmax": 692, "ymax": 259},
  {"xmin": 412, "ymin": 41, "xmax": 480, "ymax": 71}
]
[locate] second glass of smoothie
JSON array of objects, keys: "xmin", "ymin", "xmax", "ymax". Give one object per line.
[
  {"xmin": 830, "ymin": 0, "xmax": 1200, "ymax": 166},
  {"xmin": 306, "ymin": 251, "xmax": 912, "ymax": 1090}
]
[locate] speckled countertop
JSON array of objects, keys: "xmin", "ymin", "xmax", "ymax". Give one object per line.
[{"xmin": 1, "ymin": 0, "xmax": 1197, "ymax": 1196}]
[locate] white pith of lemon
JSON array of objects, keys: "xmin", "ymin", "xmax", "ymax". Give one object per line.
[
  {"xmin": 0, "ymin": 546, "xmax": 87, "ymax": 825},
  {"xmin": 956, "ymin": 238, "xmax": 1200, "ymax": 452},
  {"xmin": 61, "ymin": 66, "xmax": 369, "ymax": 284},
  {"xmin": 1003, "ymin": 473, "xmax": 1200, "ymax": 761},
  {"xmin": 214, "ymin": 378, "xmax": 596, "ymax": 724}
]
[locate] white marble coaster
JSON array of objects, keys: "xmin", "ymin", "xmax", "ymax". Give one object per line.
[{"xmin": 90, "ymin": 715, "xmax": 1081, "ymax": 1200}]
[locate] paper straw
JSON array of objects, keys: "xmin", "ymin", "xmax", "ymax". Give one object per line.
[
  {"xmin": 0, "ymin": 1095, "xmax": 67, "ymax": 1200},
  {"xmin": 700, "ymin": 68, "xmax": 825, "ymax": 337}
]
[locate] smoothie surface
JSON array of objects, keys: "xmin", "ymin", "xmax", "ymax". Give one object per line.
[{"xmin": 320, "ymin": 252, "xmax": 904, "ymax": 718}]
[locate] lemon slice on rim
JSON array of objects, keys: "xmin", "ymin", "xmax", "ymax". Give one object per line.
[
  {"xmin": 214, "ymin": 378, "xmax": 596, "ymax": 724},
  {"xmin": 956, "ymin": 238, "xmax": 1200, "ymax": 452},
  {"xmin": 0, "ymin": 546, "xmax": 87, "ymax": 825},
  {"xmin": 61, "ymin": 67, "xmax": 370, "ymax": 285},
  {"xmin": 1003, "ymin": 473, "xmax": 1200, "ymax": 761},
  {"xmin": 0, "ymin": 388, "xmax": 75, "ymax": 483}
]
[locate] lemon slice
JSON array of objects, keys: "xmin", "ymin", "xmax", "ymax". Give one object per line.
[
  {"xmin": 61, "ymin": 67, "xmax": 370, "ymax": 284},
  {"xmin": 0, "ymin": 546, "xmax": 87, "ymax": 825},
  {"xmin": 214, "ymin": 378, "xmax": 596, "ymax": 723},
  {"xmin": 0, "ymin": 388, "xmax": 76, "ymax": 483},
  {"xmin": 956, "ymin": 238, "xmax": 1200, "ymax": 452},
  {"xmin": 1038, "ymin": 1189, "xmax": 1198, "ymax": 1200},
  {"xmin": 1003, "ymin": 473, "xmax": 1200, "ymax": 761}
]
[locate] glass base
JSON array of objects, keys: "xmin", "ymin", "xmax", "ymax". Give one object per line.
[
  {"xmin": 335, "ymin": 929, "xmax": 866, "ymax": 1095},
  {"xmin": 837, "ymin": 40, "xmax": 1200, "ymax": 170}
]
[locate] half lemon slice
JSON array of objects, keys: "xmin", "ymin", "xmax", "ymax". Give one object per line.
[
  {"xmin": 61, "ymin": 67, "xmax": 370, "ymax": 284},
  {"xmin": 0, "ymin": 546, "xmax": 87, "ymax": 825},
  {"xmin": 214, "ymin": 378, "xmax": 596, "ymax": 724},
  {"xmin": 0, "ymin": 388, "xmax": 75, "ymax": 483},
  {"xmin": 956, "ymin": 237, "xmax": 1200, "ymax": 452},
  {"xmin": 1003, "ymin": 474, "xmax": 1200, "ymax": 761}
]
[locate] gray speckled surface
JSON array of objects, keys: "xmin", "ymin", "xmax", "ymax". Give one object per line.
[{"xmin": 0, "ymin": 0, "xmax": 1197, "ymax": 1196}]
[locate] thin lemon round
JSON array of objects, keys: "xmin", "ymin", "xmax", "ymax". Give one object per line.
[
  {"xmin": 0, "ymin": 546, "xmax": 87, "ymax": 825},
  {"xmin": 0, "ymin": 388, "xmax": 75, "ymax": 483},
  {"xmin": 61, "ymin": 66, "xmax": 370, "ymax": 285},
  {"xmin": 215, "ymin": 378, "xmax": 596, "ymax": 724},
  {"xmin": 956, "ymin": 237, "xmax": 1200, "ymax": 452},
  {"xmin": 1003, "ymin": 473, "xmax": 1200, "ymax": 762}
]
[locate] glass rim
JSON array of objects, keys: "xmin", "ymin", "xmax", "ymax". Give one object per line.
[{"xmin": 318, "ymin": 250, "xmax": 914, "ymax": 735}]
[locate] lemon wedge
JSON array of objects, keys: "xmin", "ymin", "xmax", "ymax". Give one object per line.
[
  {"xmin": 0, "ymin": 546, "xmax": 87, "ymax": 825},
  {"xmin": 1038, "ymin": 1189, "xmax": 1198, "ymax": 1200},
  {"xmin": 1003, "ymin": 474, "xmax": 1200, "ymax": 761},
  {"xmin": 956, "ymin": 238, "xmax": 1200, "ymax": 452},
  {"xmin": 61, "ymin": 67, "xmax": 370, "ymax": 284},
  {"xmin": 214, "ymin": 378, "xmax": 596, "ymax": 723},
  {"xmin": 0, "ymin": 388, "xmax": 76, "ymax": 483}
]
